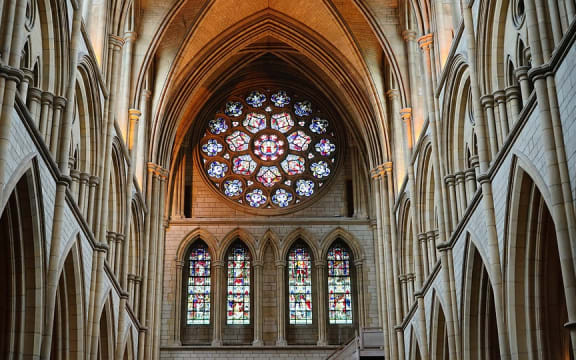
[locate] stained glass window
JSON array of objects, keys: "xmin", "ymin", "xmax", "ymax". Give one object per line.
[
  {"xmin": 198, "ymin": 89, "xmax": 340, "ymax": 212},
  {"xmin": 227, "ymin": 244, "xmax": 251, "ymax": 324},
  {"xmin": 327, "ymin": 244, "xmax": 353, "ymax": 324},
  {"xmin": 187, "ymin": 244, "xmax": 211, "ymax": 325},
  {"xmin": 288, "ymin": 245, "xmax": 313, "ymax": 324}
]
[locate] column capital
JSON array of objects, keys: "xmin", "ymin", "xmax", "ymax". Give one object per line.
[
  {"xmin": 480, "ymin": 94, "xmax": 494, "ymax": 108},
  {"xmin": 116, "ymin": 233, "xmax": 125, "ymax": 243},
  {"xmin": 383, "ymin": 161, "xmax": 393, "ymax": 174},
  {"xmin": 465, "ymin": 168, "xmax": 477, "ymax": 179},
  {"xmin": 514, "ymin": 66, "xmax": 530, "ymax": 81},
  {"xmin": 314, "ymin": 260, "xmax": 327, "ymax": 268},
  {"xmin": 142, "ymin": 89, "xmax": 152, "ymax": 99},
  {"xmin": 108, "ymin": 34, "xmax": 125, "ymax": 49},
  {"xmin": 400, "ymin": 108, "xmax": 412, "ymax": 122},
  {"xmin": 212, "ymin": 260, "xmax": 225, "ymax": 268},
  {"xmin": 493, "ymin": 89, "xmax": 507, "ymax": 104},
  {"xmin": 53, "ymin": 95, "xmax": 67, "ymax": 110},
  {"xmin": 0, "ymin": 64, "xmax": 24, "ymax": 83},
  {"xmin": 123, "ymin": 31, "xmax": 138, "ymax": 42},
  {"xmin": 176, "ymin": 260, "xmax": 185, "ymax": 268},
  {"xmin": 469, "ymin": 155, "xmax": 480, "ymax": 168},
  {"xmin": 79, "ymin": 172, "xmax": 90, "ymax": 183},
  {"xmin": 27, "ymin": 87, "xmax": 42, "ymax": 102},
  {"xmin": 370, "ymin": 167, "xmax": 383, "ymax": 179},
  {"xmin": 70, "ymin": 168, "xmax": 81, "ymax": 180},
  {"xmin": 426, "ymin": 231, "xmax": 436, "ymax": 240},
  {"xmin": 128, "ymin": 108, "xmax": 142, "ymax": 121},
  {"xmin": 418, "ymin": 33, "xmax": 434, "ymax": 49},
  {"xmin": 353, "ymin": 259, "xmax": 364, "ymax": 267},
  {"xmin": 385, "ymin": 89, "xmax": 400, "ymax": 99},
  {"xmin": 106, "ymin": 231, "xmax": 117, "ymax": 241},
  {"xmin": 402, "ymin": 30, "xmax": 418, "ymax": 41},
  {"xmin": 275, "ymin": 260, "xmax": 287, "ymax": 268},
  {"xmin": 253, "ymin": 260, "xmax": 264, "ymax": 267},
  {"xmin": 444, "ymin": 174, "xmax": 456, "ymax": 185},
  {"xmin": 89, "ymin": 175, "xmax": 100, "ymax": 186},
  {"xmin": 455, "ymin": 171, "xmax": 466, "ymax": 182},
  {"xmin": 41, "ymin": 91, "xmax": 54, "ymax": 104},
  {"xmin": 417, "ymin": 233, "xmax": 427, "ymax": 242},
  {"xmin": 504, "ymin": 85, "xmax": 521, "ymax": 100}
]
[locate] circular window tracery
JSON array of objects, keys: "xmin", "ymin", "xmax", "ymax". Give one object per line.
[{"xmin": 198, "ymin": 89, "xmax": 340, "ymax": 212}]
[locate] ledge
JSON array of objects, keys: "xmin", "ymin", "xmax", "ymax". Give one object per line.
[
  {"xmin": 168, "ymin": 217, "xmax": 373, "ymax": 226},
  {"xmin": 161, "ymin": 345, "xmax": 339, "ymax": 351}
]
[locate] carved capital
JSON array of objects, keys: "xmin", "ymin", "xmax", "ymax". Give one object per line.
[{"xmin": 418, "ymin": 33, "xmax": 434, "ymax": 49}]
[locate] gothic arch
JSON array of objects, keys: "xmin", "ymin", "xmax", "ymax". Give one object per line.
[
  {"xmin": 218, "ymin": 228, "xmax": 258, "ymax": 262},
  {"xmin": 96, "ymin": 295, "xmax": 116, "ymax": 360},
  {"xmin": 0, "ymin": 166, "xmax": 45, "ymax": 358},
  {"xmin": 320, "ymin": 227, "xmax": 364, "ymax": 262},
  {"xmin": 504, "ymin": 159, "xmax": 574, "ymax": 358},
  {"xmin": 461, "ymin": 235, "xmax": 502, "ymax": 360},
  {"xmin": 280, "ymin": 227, "xmax": 320, "ymax": 261},
  {"xmin": 430, "ymin": 291, "xmax": 450, "ymax": 360},
  {"xmin": 176, "ymin": 228, "xmax": 218, "ymax": 263},
  {"xmin": 256, "ymin": 229, "xmax": 281, "ymax": 262}
]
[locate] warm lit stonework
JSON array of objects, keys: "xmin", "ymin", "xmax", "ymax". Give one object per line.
[{"xmin": 1, "ymin": 0, "xmax": 575, "ymax": 359}]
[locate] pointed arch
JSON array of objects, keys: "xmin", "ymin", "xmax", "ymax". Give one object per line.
[
  {"xmin": 176, "ymin": 228, "xmax": 218, "ymax": 263},
  {"xmin": 320, "ymin": 227, "xmax": 364, "ymax": 262},
  {"xmin": 256, "ymin": 229, "xmax": 281, "ymax": 262},
  {"xmin": 430, "ymin": 291, "xmax": 450, "ymax": 360},
  {"xmin": 218, "ymin": 228, "xmax": 258, "ymax": 262},
  {"xmin": 280, "ymin": 227, "xmax": 319, "ymax": 261}
]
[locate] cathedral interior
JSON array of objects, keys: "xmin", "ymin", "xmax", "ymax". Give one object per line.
[{"xmin": 0, "ymin": 0, "xmax": 575, "ymax": 359}]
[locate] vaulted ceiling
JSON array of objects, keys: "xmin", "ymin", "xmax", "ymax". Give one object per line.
[{"xmin": 131, "ymin": 0, "xmax": 410, "ymax": 170}]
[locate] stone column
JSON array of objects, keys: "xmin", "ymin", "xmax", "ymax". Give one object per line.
[
  {"xmin": 18, "ymin": 68, "xmax": 33, "ymax": 102},
  {"xmin": 87, "ymin": 175, "xmax": 99, "ymax": 229},
  {"xmin": 464, "ymin": 168, "xmax": 477, "ymax": 202},
  {"xmin": 252, "ymin": 261, "xmax": 264, "ymax": 346},
  {"xmin": 134, "ymin": 276, "xmax": 142, "ymax": 318},
  {"xmin": 275, "ymin": 261, "xmax": 287, "ymax": 346},
  {"xmin": 505, "ymin": 86, "xmax": 522, "ymax": 127},
  {"xmin": 399, "ymin": 274, "xmax": 408, "ymax": 315},
  {"xmin": 407, "ymin": 273, "xmax": 415, "ymax": 304},
  {"xmin": 455, "ymin": 171, "xmax": 467, "ymax": 215},
  {"xmin": 173, "ymin": 261, "xmax": 184, "ymax": 346},
  {"xmin": 69, "ymin": 169, "xmax": 80, "ymax": 200},
  {"xmin": 127, "ymin": 274, "xmax": 136, "ymax": 308},
  {"xmin": 115, "ymin": 234, "xmax": 125, "ymax": 276},
  {"xmin": 480, "ymin": 94, "xmax": 498, "ymax": 160},
  {"xmin": 470, "ymin": 155, "xmax": 480, "ymax": 179},
  {"xmin": 493, "ymin": 90, "xmax": 509, "ymax": 141},
  {"xmin": 437, "ymin": 245, "xmax": 459, "ymax": 360},
  {"xmin": 315, "ymin": 260, "xmax": 327, "ymax": 346},
  {"xmin": 78, "ymin": 172, "xmax": 90, "ymax": 215},
  {"xmin": 444, "ymin": 174, "xmax": 458, "ymax": 229},
  {"xmin": 418, "ymin": 233, "xmax": 430, "ymax": 277},
  {"xmin": 514, "ymin": 66, "xmax": 532, "ymax": 103},
  {"xmin": 107, "ymin": 231, "xmax": 117, "ymax": 270},
  {"xmin": 26, "ymin": 87, "xmax": 42, "ymax": 126},
  {"xmin": 39, "ymin": 91, "xmax": 53, "ymax": 139},
  {"xmin": 49, "ymin": 95, "xmax": 66, "ymax": 156},
  {"xmin": 426, "ymin": 231, "xmax": 437, "ymax": 266},
  {"xmin": 211, "ymin": 260, "xmax": 224, "ymax": 346},
  {"xmin": 354, "ymin": 260, "xmax": 366, "ymax": 328}
]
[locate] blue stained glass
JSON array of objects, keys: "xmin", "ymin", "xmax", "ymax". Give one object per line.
[
  {"xmin": 328, "ymin": 245, "xmax": 352, "ymax": 324},
  {"xmin": 281, "ymin": 154, "xmax": 305, "ymax": 175},
  {"xmin": 294, "ymin": 100, "xmax": 312, "ymax": 116},
  {"xmin": 232, "ymin": 155, "xmax": 257, "ymax": 175},
  {"xmin": 187, "ymin": 245, "xmax": 211, "ymax": 325},
  {"xmin": 271, "ymin": 188, "xmax": 293, "ymax": 208},
  {"xmin": 243, "ymin": 112, "xmax": 266, "ymax": 133},
  {"xmin": 225, "ymin": 131, "xmax": 251, "ymax": 152},
  {"xmin": 209, "ymin": 117, "xmax": 228, "ymax": 134},
  {"xmin": 202, "ymin": 139, "xmax": 223, "ymax": 156},
  {"xmin": 310, "ymin": 161, "xmax": 330, "ymax": 178},
  {"xmin": 271, "ymin": 112, "xmax": 294, "ymax": 133},
  {"xmin": 245, "ymin": 188, "xmax": 267, "ymax": 207},
  {"xmin": 309, "ymin": 117, "xmax": 329, "ymax": 134},
  {"xmin": 227, "ymin": 245, "xmax": 251, "ymax": 324},
  {"xmin": 295, "ymin": 179, "xmax": 314, "ymax": 197},
  {"xmin": 288, "ymin": 246, "xmax": 312, "ymax": 324},
  {"xmin": 256, "ymin": 166, "xmax": 282, "ymax": 187},
  {"xmin": 315, "ymin": 139, "xmax": 336, "ymax": 156},
  {"xmin": 225, "ymin": 101, "xmax": 243, "ymax": 117},
  {"xmin": 271, "ymin": 90, "xmax": 291, "ymax": 107},
  {"xmin": 287, "ymin": 131, "xmax": 312, "ymax": 151},
  {"xmin": 223, "ymin": 179, "xmax": 243, "ymax": 197},
  {"xmin": 246, "ymin": 91, "xmax": 266, "ymax": 107},
  {"xmin": 207, "ymin": 161, "xmax": 228, "ymax": 179}
]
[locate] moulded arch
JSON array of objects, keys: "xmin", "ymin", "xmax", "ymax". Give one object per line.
[
  {"xmin": 217, "ymin": 228, "xmax": 258, "ymax": 262},
  {"xmin": 429, "ymin": 290, "xmax": 452, "ymax": 360},
  {"xmin": 0, "ymin": 152, "xmax": 37, "ymax": 214},
  {"xmin": 280, "ymin": 227, "xmax": 320, "ymax": 261},
  {"xmin": 256, "ymin": 229, "xmax": 281, "ymax": 262},
  {"xmin": 320, "ymin": 227, "xmax": 364, "ymax": 263},
  {"xmin": 176, "ymin": 228, "xmax": 219, "ymax": 263}
]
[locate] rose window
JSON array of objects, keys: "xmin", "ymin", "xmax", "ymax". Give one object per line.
[{"xmin": 199, "ymin": 89, "xmax": 340, "ymax": 212}]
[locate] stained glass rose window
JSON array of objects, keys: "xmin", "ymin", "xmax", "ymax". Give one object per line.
[{"xmin": 198, "ymin": 89, "xmax": 339, "ymax": 211}]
